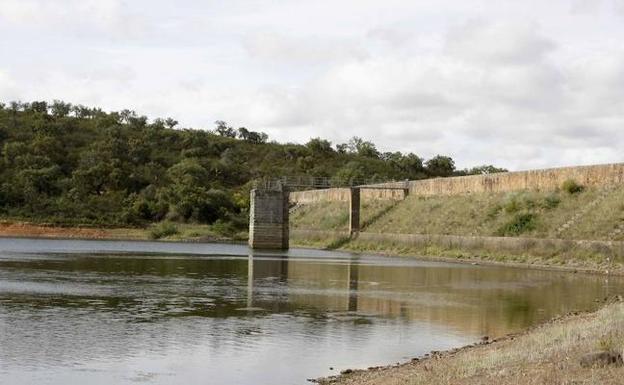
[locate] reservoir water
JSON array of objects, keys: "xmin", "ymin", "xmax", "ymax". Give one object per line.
[{"xmin": 0, "ymin": 237, "xmax": 622, "ymax": 385}]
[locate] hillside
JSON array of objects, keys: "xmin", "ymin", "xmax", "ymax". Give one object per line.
[{"xmin": 0, "ymin": 100, "xmax": 504, "ymax": 236}]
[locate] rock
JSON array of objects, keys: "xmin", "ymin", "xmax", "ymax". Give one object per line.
[
  {"xmin": 340, "ymin": 369, "xmax": 353, "ymax": 375},
  {"xmin": 580, "ymin": 351, "xmax": 623, "ymax": 368},
  {"xmin": 481, "ymin": 336, "xmax": 489, "ymax": 343}
]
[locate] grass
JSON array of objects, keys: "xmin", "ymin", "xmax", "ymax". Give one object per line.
[
  {"xmin": 320, "ymin": 300, "xmax": 624, "ymax": 385},
  {"xmin": 290, "ymin": 201, "xmax": 350, "ymax": 231},
  {"xmin": 148, "ymin": 222, "xmax": 179, "ymax": 239},
  {"xmin": 290, "ymin": 186, "xmax": 624, "ymax": 241}
]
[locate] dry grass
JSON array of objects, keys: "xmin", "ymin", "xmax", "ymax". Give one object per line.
[
  {"xmin": 319, "ymin": 301, "xmax": 624, "ymax": 385},
  {"xmin": 290, "ymin": 201, "xmax": 350, "ymax": 231},
  {"xmin": 291, "ymin": 186, "xmax": 624, "ymax": 242}
]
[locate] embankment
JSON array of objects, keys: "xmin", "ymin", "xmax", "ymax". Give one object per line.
[{"xmin": 290, "ymin": 162, "xmax": 624, "ymax": 271}]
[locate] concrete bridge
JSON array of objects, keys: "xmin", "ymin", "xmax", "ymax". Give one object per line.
[{"xmin": 248, "ymin": 181, "xmax": 409, "ymax": 249}]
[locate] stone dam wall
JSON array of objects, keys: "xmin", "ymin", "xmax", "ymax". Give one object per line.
[
  {"xmin": 386, "ymin": 162, "xmax": 624, "ymax": 196},
  {"xmin": 290, "ymin": 187, "xmax": 408, "ymax": 204},
  {"xmin": 290, "ymin": 162, "xmax": 624, "ymax": 203}
]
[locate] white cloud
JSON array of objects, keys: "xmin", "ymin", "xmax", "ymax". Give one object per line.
[{"xmin": 1, "ymin": 0, "xmax": 624, "ymax": 170}]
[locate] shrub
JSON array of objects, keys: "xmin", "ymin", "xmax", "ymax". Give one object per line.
[
  {"xmin": 562, "ymin": 179, "xmax": 583, "ymax": 194},
  {"xmin": 487, "ymin": 204, "xmax": 502, "ymax": 219},
  {"xmin": 502, "ymin": 192, "xmax": 535, "ymax": 213},
  {"xmin": 503, "ymin": 193, "xmax": 522, "ymax": 213},
  {"xmin": 149, "ymin": 222, "xmax": 178, "ymax": 239},
  {"xmin": 542, "ymin": 193, "xmax": 561, "ymax": 209},
  {"xmin": 497, "ymin": 213, "xmax": 537, "ymax": 236}
]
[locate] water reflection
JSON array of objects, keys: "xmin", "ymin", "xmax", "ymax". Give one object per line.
[{"xmin": 0, "ymin": 238, "xmax": 621, "ymax": 385}]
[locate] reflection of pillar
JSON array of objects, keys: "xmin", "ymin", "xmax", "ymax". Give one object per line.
[
  {"xmin": 348, "ymin": 261, "xmax": 359, "ymax": 312},
  {"xmin": 247, "ymin": 254, "xmax": 254, "ymax": 308},
  {"xmin": 349, "ymin": 188, "xmax": 360, "ymax": 236}
]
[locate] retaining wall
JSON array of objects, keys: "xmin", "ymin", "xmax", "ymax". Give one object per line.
[
  {"xmin": 290, "ymin": 163, "xmax": 624, "ymax": 203},
  {"xmin": 387, "ymin": 162, "xmax": 624, "ymax": 196},
  {"xmin": 290, "ymin": 187, "xmax": 408, "ymax": 204}
]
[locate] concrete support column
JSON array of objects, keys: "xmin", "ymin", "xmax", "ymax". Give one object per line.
[
  {"xmin": 249, "ymin": 189, "xmax": 289, "ymax": 249},
  {"xmin": 349, "ymin": 188, "xmax": 360, "ymax": 236}
]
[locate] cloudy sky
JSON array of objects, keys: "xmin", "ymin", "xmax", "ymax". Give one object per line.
[{"xmin": 1, "ymin": 0, "xmax": 623, "ymax": 170}]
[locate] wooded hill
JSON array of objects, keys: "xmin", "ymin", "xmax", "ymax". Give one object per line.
[{"xmin": 0, "ymin": 101, "xmax": 505, "ymax": 233}]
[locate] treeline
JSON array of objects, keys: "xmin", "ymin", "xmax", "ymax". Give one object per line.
[{"xmin": 0, "ymin": 101, "xmax": 506, "ymax": 231}]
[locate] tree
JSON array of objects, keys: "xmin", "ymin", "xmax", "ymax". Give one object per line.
[
  {"xmin": 215, "ymin": 120, "xmax": 236, "ymax": 138},
  {"xmin": 306, "ymin": 138, "xmax": 333, "ymax": 154},
  {"xmin": 347, "ymin": 136, "xmax": 379, "ymax": 158},
  {"xmin": 397, "ymin": 153, "xmax": 425, "ymax": 179},
  {"xmin": 336, "ymin": 143, "xmax": 348, "ymax": 154},
  {"xmin": 465, "ymin": 165, "xmax": 508, "ymax": 175},
  {"xmin": 425, "ymin": 155, "xmax": 455, "ymax": 177},
  {"xmin": 237, "ymin": 127, "xmax": 268, "ymax": 143}
]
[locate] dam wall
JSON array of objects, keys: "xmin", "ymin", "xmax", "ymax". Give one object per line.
[
  {"xmin": 290, "ymin": 187, "xmax": 408, "ymax": 204},
  {"xmin": 290, "ymin": 163, "xmax": 624, "ymax": 203},
  {"xmin": 386, "ymin": 162, "xmax": 624, "ymax": 196}
]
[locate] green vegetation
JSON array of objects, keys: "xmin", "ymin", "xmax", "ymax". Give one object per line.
[
  {"xmin": 291, "ymin": 186, "xmax": 624, "ymax": 242},
  {"xmin": 0, "ymin": 100, "xmax": 505, "ymax": 231},
  {"xmin": 497, "ymin": 213, "xmax": 536, "ymax": 236},
  {"xmin": 148, "ymin": 222, "xmax": 179, "ymax": 239},
  {"xmin": 562, "ymin": 179, "xmax": 584, "ymax": 194}
]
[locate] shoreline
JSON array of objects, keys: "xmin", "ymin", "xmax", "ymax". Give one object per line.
[
  {"xmin": 1, "ymin": 220, "xmax": 622, "ymax": 275},
  {"xmin": 0, "ymin": 221, "xmax": 244, "ymax": 244},
  {"xmin": 315, "ymin": 297, "xmax": 624, "ymax": 385}
]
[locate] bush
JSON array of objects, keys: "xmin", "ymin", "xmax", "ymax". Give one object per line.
[
  {"xmin": 562, "ymin": 179, "xmax": 583, "ymax": 194},
  {"xmin": 503, "ymin": 193, "xmax": 522, "ymax": 213},
  {"xmin": 502, "ymin": 192, "xmax": 535, "ymax": 213},
  {"xmin": 497, "ymin": 213, "xmax": 537, "ymax": 236},
  {"xmin": 542, "ymin": 193, "xmax": 561, "ymax": 209},
  {"xmin": 149, "ymin": 222, "xmax": 178, "ymax": 239},
  {"xmin": 486, "ymin": 204, "xmax": 502, "ymax": 219}
]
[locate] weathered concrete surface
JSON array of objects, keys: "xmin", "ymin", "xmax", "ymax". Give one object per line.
[
  {"xmin": 249, "ymin": 189, "xmax": 289, "ymax": 249},
  {"xmin": 391, "ymin": 162, "xmax": 624, "ymax": 196},
  {"xmin": 290, "ymin": 163, "xmax": 624, "ymax": 203},
  {"xmin": 290, "ymin": 187, "xmax": 408, "ymax": 204},
  {"xmin": 349, "ymin": 188, "xmax": 360, "ymax": 235}
]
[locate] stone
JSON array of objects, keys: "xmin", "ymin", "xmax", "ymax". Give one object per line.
[{"xmin": 579, "ymin": 351, "xmax": 623, "ymax": 368}]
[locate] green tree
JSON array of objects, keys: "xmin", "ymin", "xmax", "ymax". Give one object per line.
[{"xmin": 425, "ymin": 155, "xmax": 455, "ymax": 177}]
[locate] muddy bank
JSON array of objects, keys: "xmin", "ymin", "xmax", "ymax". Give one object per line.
[{"xmin": 0, "ymin": 221, "xmax": 129, "ymax": 240}]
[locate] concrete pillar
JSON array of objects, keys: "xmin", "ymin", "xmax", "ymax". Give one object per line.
[
  {"xmin": 249, "ymin": 189, "xmax": 289, "ymax": 249},
  {"xmin": 349, "ymin": 188, "xmax": 360, "ymax": 235}
]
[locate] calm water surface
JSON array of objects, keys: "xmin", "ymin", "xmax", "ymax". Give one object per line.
[{"xmin": 0, "ymin": 237, "xmax": 622, "ymax": 385}]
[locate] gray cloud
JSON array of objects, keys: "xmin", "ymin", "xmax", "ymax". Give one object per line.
[{"xmin": 1, "ymin": 0, "xmax": 623, "ymax": 170}]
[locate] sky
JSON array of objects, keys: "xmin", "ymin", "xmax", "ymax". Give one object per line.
[{"xmin": 1, "ymin": 0, "xmax": 623, "ymax": 171}]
